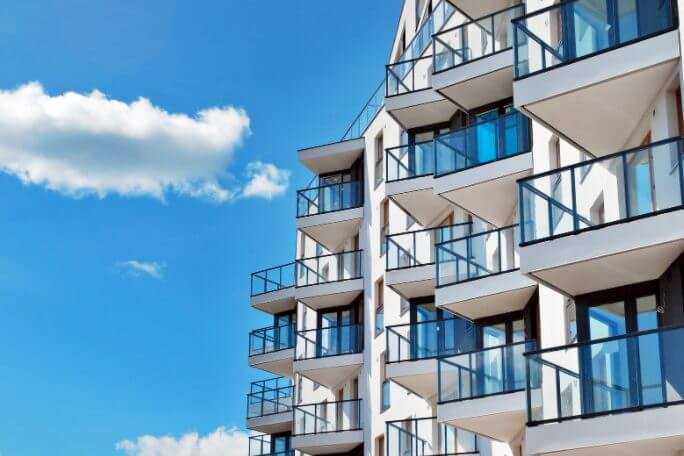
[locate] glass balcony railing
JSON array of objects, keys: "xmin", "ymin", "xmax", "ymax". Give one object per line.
[
  {"xmin": 513, "ymin": 0, "xmax": 677, "ymax": 79},
  {"xmin": 341, "ymin": 0, "xmax": 455, "ymax": 140},
  {"xmin": 434, "ymin": 110, "xmax": 530, "ymax": 177},
  {"xmin": 438, "ymin": 340, "xmax": 536, "ymax": 403},
  {"xmin": 247, "ymin": 377, "xmax": 294, "ymax": 419},
  {"xmin": 296, "ymin": 181, "xmax": 362, "ymax": 217},
  {"xmin": 295, "ymin": 250, "xmax": 363, "ymax": 287},
  {"xmin": 436, "ymin": 225, "xmax": 520, "ymax": 287},
  {"xmin": 433, "ymin": 4, "xmax": 525, "ymax": 73},
  {"xmin": 249, "ymin": 435, "xmax": 293, "ymax": 456},
  {"xmin": 386, "ymin": 55, "xmax": 433, "ymax": 97},
  {"xmin": 386, "ymin": 318, "xmax": 476, "ymax": 363},
  {"xmin": 386, "ymin": 141, "xmax": 435, "ymax": 182},
  {"xmin": 387, "ymin": 417, "xmax": 479, "ymax": 456},
  {"xmin": 249, "ymin": 323, "xmax": 296, "ymax": 357},
  {"xmin": 251, "ymin": 263, "xmax": 295, "ymax": 297},
  {"xmin": 294, "ymin": 399, "xmax": 362, "ymax": 435},
  {"xmin": 519, "ymin": 137, "xmax": 684, "ymax": 244},
  {"xmin": 386, "ymin": 223, "xmax": 472, "ymax": 271},
  {"xmin": 295, "ymin": 324, "xmax": 364, "ymax": 360},
  {"xmin": 526, "ymin": 325, "xmax": 684, "ymax": 425}
]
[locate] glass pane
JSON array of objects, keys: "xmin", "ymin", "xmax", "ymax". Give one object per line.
[
  {"xmin": 483, "ymin": 323, "xmax": 506, "ymax": 347},
  {"xmin": 589, "ymin": 301, "xmax": 627, "ymax": 339}
]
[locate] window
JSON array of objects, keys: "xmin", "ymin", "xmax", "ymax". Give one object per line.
[
  {"xmin": 380, "ymin": 199, "xmax": 389, "ymax": 257},
  {"xmin": 566, "ymin": 300, "xmax": 577, "ymax": 343},
  {"xmin": 375, "ymin": 133, "xmax": 384, "ymax": 188},
  {"xmin": 376, "ymin": 435, "xmax": 385, "ymax": 456},
  {"xmin": 380, "ymin": 352, "xmax": 390, "ymax": 411},
  {"xmin": 375, "ymin": 278, "xmax": 385, "ymax": 337}
]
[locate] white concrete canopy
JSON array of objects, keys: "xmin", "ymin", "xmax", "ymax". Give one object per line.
[
  {"xmin": 434, "ymin": 152, "xmax": 533, "ymax": 226},
  {"xmin": 294, "ymin": 353, "xmax": 363, "ymax": 390},
  {"xmin": 438, "ymin": 391, "xmax": 526, "ymax": 443},
  {"xmin": 386, "ymin": 264, "xmax": 435, "ymax": 300},
  {"xmin": 436, "ymin": 271, "xmax": 537, "ymax": 320},
  {"xmin": 386, "ymin": 358, "xmax": 438, "ymax": 399},
  {"xmin": 298, "ymin": 138, "xmax": 365, "ymax": 175},
  {"xmin": 514, "ymin": 31, "xmax": 680, "ymax": 156},
  {"xmin": 295, "ymin": 279, "xmax": 364, "ymax": 310},
  {"xmin": 297, "ymin": 207, "xmax": 363, "ymax": 252},
  {"xmin": 521, "ymin": 210, "xmax": 684, "ymax": 297},
  {"xmin": 433, "ymin": 50, "xmax": 514, "ymax": 111},
  {"xmin": 248, "ymin": 348, "xmax": 294, "ymax": 378},
  {"xmin": 250, "ymin": 287, "xmax": 296, "ymax": 315},
  {"xmin": 291, "ymin": 431, "xmax": 363, "ymax": 455},
  {"xmin": 246, "ymin": 411, "xmax": 293, "ymax": 435},
  {"xmin": 386, "ymin": 176, "xmax": 452, "ymax": 227},
  {"xmin": 527, "ymin": 405, "xmax": 684, "ymax": 456},
  {"xmin": 446, "ymin": 0, "xmax": 515, "ymax": 21},
  {"xmin": 385, "ymin": 89, "xmax": 459, "ymax": 130}
]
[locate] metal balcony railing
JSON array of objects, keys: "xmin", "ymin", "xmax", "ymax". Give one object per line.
[
  {"xmin": 386, "ymin": 318, "xmax": 476, "ymax": 363},
  {"xmin": 438, "ymin": 340, "xmax": 536, "ymax": 403},
  {"xmin": 249, "ymin": 323, "xmax": 296, "ymax": 357},
  {"xmin": 247, "ymin": 377, "xmax": 294, "ymax": 419},
  {"xmin": 434, "ymin": 110, "xmax": 531, "ymax": 177},
  {"xmin": 526, "ymin": 325, "xmax": 684, "ymax": 425},
  {"xmin": 293, "ymin": 399, "xmax": 362, "ymax": 435},
  {"xmin": 386, "ymin": 223, "xmax": 472, "ymax": 271},
  {"xmin": 519, "ymin": 137, "xmax": 684, "ymax": 244},
  {"xmin": 436, "ymin": 225, "xmax": 520, "ymax": 287},
  {"xmin": 513, "ymin": 0, "xmax": 677, "ymax": 79},
  {"xmin": 250, "ymin": 262, "xmax": 295, "ymax": 296},
  {"xmin": 295, "ymin": 324, "xmax": 364, "ymax": 360},
  {"xmin": 433, "ymin": 4, "xmax": 525, "ymax": 73},
  {"xmin": 296, "ymin": 181, "xmax": 362, "ymax": 217},
  {"xmin": 295, "ymin": 250, "xmax": 363, "ymax": 287},
  {"xmin": 386, "ymin": 417, "xmax": 479, "ymax": 456}
]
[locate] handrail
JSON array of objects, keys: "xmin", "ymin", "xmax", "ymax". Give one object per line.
[
  {"xmin": 433, "ymin": 4, "xmax": 525, "ymax": 73},
  {"xmin": 250, "ymin": 262, "xmax": 295, "ymax": 296},
  {"xmin": 296, "ymin": 323, "xmax": 364, "ymax": 360},
  {"xmin": 293, "ymin": 399, "xmax": 363, "ymax": 435},
  {"xmin": 519, "ymin": 137, "xmax": 684, "ymax": 244},
  {"xmin": 512, "ymin": 0, "xmax": 677, "ymax": 78},
  {"xmin": 295, "ymin": 250, "xmax": 363, "ymax": 287}
]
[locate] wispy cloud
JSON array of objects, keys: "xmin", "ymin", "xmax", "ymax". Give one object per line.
[
  {"xmin": 115, "ymin": 260, "xmax": 166, "ymax": 280},
  {"xmin": 115, "ymin": 427, "xmax": 248, "ymax": 456},
  {"xmin": 0, "ymin": 82, "xmax": 289, "ymax": 203}
]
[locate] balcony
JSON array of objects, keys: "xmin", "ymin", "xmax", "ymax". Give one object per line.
[
  {"xmin": 526, "ymin": 325, "xmax": 684, "ymax": 455},
  {"xmin": 249, "ymin": 434, "xmax": 293, "ymax": 456},
  {"xmin": 294, "ymin": 250, "xmax": 363, "ymax": 310},
  {"xmin": 385, "ymin": 142, "xmax": 451, "ymax": 225},
  {"xmin": 433, "ymin": 110, "xmax": 532, "ymax": 226},
  {"xmin": 291, "ymin": 399, "xmax": 363, "ymax": 455},
  {"xmin": 298, "ymin": 139, "xmax": 365, "ymax": 175},
  {"xmin": 386, "ymin": 417, "xmax": 479, "ymax": 456},
  {"xmin": 246, "ymin": 377, "xmax": 293, "ymax": 434},
  {"xmin": 437, "ymin": 340, "xmax": 536, "ymax": 442},
  {"xmin": 386, "ymin": 318, "xmax": 474, "ymax": 399},
  {"xmin": 250, "ymin": 262, "xmax": 296, "ymax": 315},
  {"xmin": 432, "ymin": 5, "xmax": 525, "ymax": 111},
  {"xmin": 446, "ymin": 0, "xmax": 519, "ymax": 20},
  {"xmin": 385, "ymin": 56, "xmax": 458, "ymax": 130},
  {"xmin": 519, "ymin": 137, "xmax": 684, "ymax": 296},
  {"xmin": 296, "ymin": 181, "xmax": 363, "ymax": 251},
  {"xmin": 293, "ymin": 324, "xmax": 363, "ymax": 389},
  {"xmin": 435, "ymin": 225, "xmax": 537, "ymax": 320},
  {"xmin": 248, "ymin": 323, "xmax": 295, "ymax": 377},
  {"xmin": 386, "ymin": 224, "xmax": 471, "ymax": 299},
  {"xmin": 513, "ymin": 0, "xmax": 679, "ymax": 155}
]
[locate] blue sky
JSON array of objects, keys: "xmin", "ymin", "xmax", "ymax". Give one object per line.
[{"xmin": 0, "ymin": 1, "xmax": 401, "ymax": 455}]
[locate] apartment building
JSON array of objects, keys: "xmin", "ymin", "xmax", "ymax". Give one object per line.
[{"xmin": 247, "ymin": 0, "xmax": 684, "ymax": 455}]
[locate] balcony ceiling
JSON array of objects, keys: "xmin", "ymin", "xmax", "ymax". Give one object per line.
[
  {"xmin": 446, "ymin": 0, "xmax": 514, "ymax": 21},
  {"xmin": 298, "ymin": 138, "xmax": 364, "ymax": 175}
]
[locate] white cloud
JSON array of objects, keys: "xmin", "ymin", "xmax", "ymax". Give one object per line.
[
  {"xmin": 115, "ymin": 427, "xmax": 249, "ymax": 456},
  {"xmin": 0, "ymin": 82, "xmax": 289, "ymax": 203},
  {"xmin": 115, "ymin": 260, "xmax": 166, "ymax": 280},
  {"xmin": 241, "ymin": 161, "xmax": 291, "ymax": 199}
]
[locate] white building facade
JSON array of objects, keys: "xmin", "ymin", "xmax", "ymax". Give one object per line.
[{"xmin": 247, "ymin": 1, "xmax": 684, "ymax": 455}]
